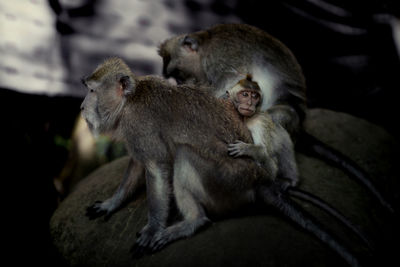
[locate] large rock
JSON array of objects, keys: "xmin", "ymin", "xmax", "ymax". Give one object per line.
[{"xmin": 50, "ymin": 109, "xmax": 399, "ymax": 267}]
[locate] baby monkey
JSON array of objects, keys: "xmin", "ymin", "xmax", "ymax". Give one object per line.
[
  {"xmin": 227, "ymin": 75, "xmax": 372, "ymax": 249},
  {"xmin": 227, "ymin": 75, "xmax": 298, "ymax": 188}
]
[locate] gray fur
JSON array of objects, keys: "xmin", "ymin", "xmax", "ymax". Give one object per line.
[
  {"xmin": 158, "ymin": 23, "xmax": 306, "ymax": 138},
  {"xmin": 226, "ymin": 79, "xmax": 299, "ymax": 188},
  {"xmin": 81, "ymin": 58, "xmax": 359, "ymax": 267},
  {"xmin": 158, "ymin": 23, "xmax": 393, "ymax": 213}
]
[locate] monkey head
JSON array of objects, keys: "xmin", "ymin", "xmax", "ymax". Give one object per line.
[
  {"xmin": 80, "ymin": 58, "xmax": 135, "ymax": 137},
  {"xmin": 158, "ymin": 32, "xmax": 209, "ymax": 86},
  {"xmin": 227, "ymin": 74, "xmax": 262, "ymax": 117}
]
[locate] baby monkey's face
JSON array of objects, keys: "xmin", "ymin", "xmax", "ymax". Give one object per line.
[{"xmin": 236, "ymin": 89, "xmax": 260, "ymax": 117}]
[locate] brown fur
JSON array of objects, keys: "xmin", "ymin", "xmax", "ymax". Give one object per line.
[{"xmin": 82, "ymin": 58, "xmax": 360, "ymax": 267}]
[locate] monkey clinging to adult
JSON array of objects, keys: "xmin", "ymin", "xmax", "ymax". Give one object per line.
[
  {"xmin": 82, "ymin": 57, "xmax": 361, "ymax": 267},
  {"xmin": 225, "ymin": 75, "xmax": 372, "ymax": 248},
  {"xmin": 158, "ymin": 23, "xmax": 394, "ymax": 212},
  {"xmin": 226, "ymin": 74, "xmax": 299, "ymax": 189}
]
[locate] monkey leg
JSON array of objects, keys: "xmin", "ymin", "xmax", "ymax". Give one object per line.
[
  {"xmin": 257, "ymin": 184, "xmax": 361, "ymax": 267},
  {"xmin": 147, "ymin": 153, "xmax": 211, "ymax": 252},
  {"xmin": 133, "ymin": 161, "xmax": 173, "ymax": 255},
  {"xmin": 86, "ymin": 158, "xmax": 145, "ymax": 220}
]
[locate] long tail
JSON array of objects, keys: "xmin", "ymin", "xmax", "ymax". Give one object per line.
[
  {"xmin": 296, "ymin": 130, "xmax": 394, "ymax": 213},
  {"xmin": 288, "ymin": 187, "xmax": 373, "ymax": 250},
  {"xmin": 259, "ymin": 185, "xmax": 361, "ymax": 267}
]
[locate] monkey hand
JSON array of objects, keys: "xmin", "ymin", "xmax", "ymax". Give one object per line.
[
  {"xmin": 131, "ymin": 223, "xmax": 163, "ymax": 258},
  {"xmin": 86, "ymin": 200, "xmax": 115, "ymax": 221},
  {"xmin": 131, "ymin": 224, "xmax": 164, "ymax": 259},
  {"xmin": 131, "ymin": 227, "xmax": 169, "ymax": 257},
  {"xmin": 227, "ymin": 140, "xmax": 249, "ymax": 157}
]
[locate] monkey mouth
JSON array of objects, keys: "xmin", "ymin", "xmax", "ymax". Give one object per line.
[
  {"xmin": 239, "ymin": 107, "xmax": 254, "ymax": 113},
  {"xmin": 239, "ymin": 107, "xmax": 255, "ymax": 116}
]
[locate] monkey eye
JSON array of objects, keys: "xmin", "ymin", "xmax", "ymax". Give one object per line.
[
  {"xmin": 241, "ymin": 91, "xmax": 249, "ymax": 97},
  {"xmin": 251, "ymin": 93, "xmax": 260, "ymax": 99},
  {"xmin": 182, "ymin": 35, "xmax": 198, "ymax": 51}
]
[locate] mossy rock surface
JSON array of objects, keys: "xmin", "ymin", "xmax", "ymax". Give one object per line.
[{"xmin": 50, "ymin": 108, "xmax": 399, "ymax": 267}]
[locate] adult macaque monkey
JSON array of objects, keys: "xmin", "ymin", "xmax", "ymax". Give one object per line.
[
  {"xmin": 158, "ymin": 23, "xmax": 393, "ymax": 212},
  {"xmin": 226, "ymin": 74, "xmax": 298, "ymax": 189},
  {"xmin": 82, "ymin": 58, "xmax": 362, "ymax": 267}
]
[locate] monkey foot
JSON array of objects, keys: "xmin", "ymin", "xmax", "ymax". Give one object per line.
[
  {"xmin": 131, "ymin": 224, "xmax": 164, "ymax": 258},
  {"xmin": 134, "ymin": 217, "xmax": 213, "ymax": 257},
  {"xmin": 130, "ymin": 225, "xmax": 159, "ymax": 259},
  {"xmin": 130, "ymin": 229, "xmax": 171, "ymax": 258},
  {"xmin": 85, "ymin": 201, "xmax": 113, "ymax": 221}
]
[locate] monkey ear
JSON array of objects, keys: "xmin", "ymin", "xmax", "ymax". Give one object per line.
[
  {"xmin": 219, "ymin": 91, "xmax": 229, "ymax": 100},
  {"xmin": 118, "ymin": 75, "xmax": 135, "ymax": 96},
  {"xmin": 224, "ymin": 91, "xmax": 230, "ymax": 99},
  {"xmin": 182, "ymin": 36, "xmax": 198, "ymax": 52}
]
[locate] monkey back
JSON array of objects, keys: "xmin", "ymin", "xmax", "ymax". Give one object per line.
[{"xmin": 121, "ymin": 76, "xmax": 252, "ymax": 161}]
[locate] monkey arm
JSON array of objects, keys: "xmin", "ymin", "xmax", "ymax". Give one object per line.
[
  {"xmin": 227, "ymin": 140, "xmax": 278, "ymax": 179},
  {"xmin": 86, "ymin": 158, "xmax": 145, "ymax": 220},
  {"xmin": 228, "ymin": 140, "xmax": 261, "ymax": 158}
]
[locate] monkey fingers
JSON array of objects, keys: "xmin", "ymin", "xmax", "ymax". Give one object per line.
[
  {"xmin": 130, "ymin": 242, "xmax": 147, "ymax": 258},
  {"xmin": 131, "ymin": 224, "xmax": 163, "ymax": 258},
  {"xmin": 148, "ymin": 229, "xmax": 171, "ymax": 252},
  {"xmin": 135, "ymin": 224, "xmax": 160, "ymax": 247},
  {"xmin": 86, "ymin": 201, "xmax": 112, "ymax": 220},
  {"xmin": 227, "ymin": 140, "xmax": 248, "ymax": 157}
]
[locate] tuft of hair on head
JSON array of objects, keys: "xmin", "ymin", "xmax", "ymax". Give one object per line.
[
  {"xmin": 90, "ymin": 57, "xmax": 133, "ymax": 82},
  {"xmin": 238, "ymin": 73, "xmax": 260, "ymax": 92},
  {"xmin": 246, "ymin": 73, "xmax": 253, "ymax": 82}
]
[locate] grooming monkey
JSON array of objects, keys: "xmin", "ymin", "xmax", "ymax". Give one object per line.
[
  {"xmin": 226, "ymin": 74, "xmax": 298, "ymax": 189},
  {"xmin": 82, "ymin": 58, "xmax": 362, "ymax": 266},
  {"xmin": 158, "ymin": 23, "xmax": 393, "ymax": 212}
]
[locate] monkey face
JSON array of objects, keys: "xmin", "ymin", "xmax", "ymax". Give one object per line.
[
  {"xmin": 158, "ymin": 34, "xmax": 208, "ymax": 86},
  {"xmin": 236, "ymin": 89, "xmax": 260, "ymax": 117},
  {"xmin": 80, "ymin": 79, "xmax": 103, "ymax": 137},
  {"xmin": 80, "ymin": 58, "xmax": 135, "ymax": 138}
]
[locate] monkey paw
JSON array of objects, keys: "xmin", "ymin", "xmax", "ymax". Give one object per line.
[
  {"xmin": 131, "ymin": 224, "xmax": 162, "ymax": 258},
  {"xmin": 86, "ymin": 201, "xmax": 114, "ymax": 221},
  {"xmin": 227, "ymin": 140, "xmax": 248, "ymax": 157},
  {"xmin": 148, "ymin": 229, "xmax": 173, "ymax": 252}
]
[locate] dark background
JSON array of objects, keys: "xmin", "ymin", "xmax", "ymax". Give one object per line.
[{"xmin": 1, "ymin": 0, "xmax": 399, "ymax": 265}]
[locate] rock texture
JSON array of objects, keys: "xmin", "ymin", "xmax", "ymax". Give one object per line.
[{"xmin": 50, "ymin": 109, "xmax": 399, "ymax": 267}]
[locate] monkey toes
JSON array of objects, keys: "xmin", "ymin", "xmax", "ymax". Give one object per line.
[
  {"xmin": 86, "ymin": 201, "xmax": 113, "ymax": 221},
  {"xmin": 131, "ymin": 224, "xmax": 163, "ymax": 257}
]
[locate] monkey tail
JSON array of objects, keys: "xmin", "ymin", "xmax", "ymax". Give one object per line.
[
  {"xmin": 288, "ymin": 187, "xmax": 373, "ymax": 250},
  {"xmin": 296, "ymin": 130, "xmax": 394, "ymax": 213},
  {"xmin": 258, "ymin": 185, "xmax": 361, "ymax": 267}
]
